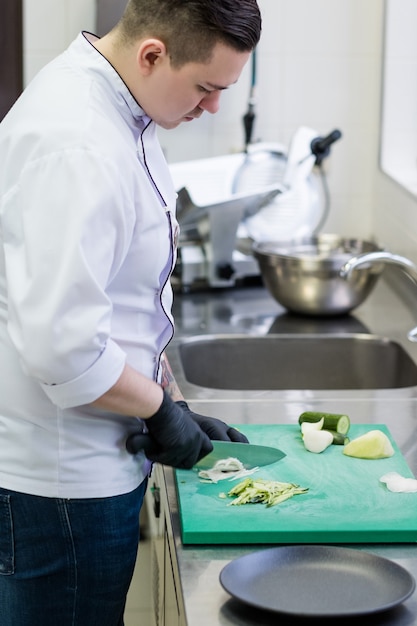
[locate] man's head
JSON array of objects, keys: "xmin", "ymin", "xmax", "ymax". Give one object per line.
[
  {"xmin": 117, "ymin": 0, "xmax": 261, "ymax": 67},
  {"xmin": 95, "ymin": 0, "xmax": 261, "ymax": 129}
]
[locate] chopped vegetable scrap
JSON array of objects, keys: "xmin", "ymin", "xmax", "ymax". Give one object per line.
[
  {"xmin": 224, "ymin": 477, "xmax": 309, "ymax": 507},
  {"xmin": 198, "ymin": 457, "xmax": 259, "ymax": 483},
  {"xmin": 380, "ymin": 472, "xmax": 417, "ymax": 493}
]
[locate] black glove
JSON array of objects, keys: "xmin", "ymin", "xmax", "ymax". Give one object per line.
[
  {"xmin": 143, "ymin": 391, "xmax": 213, "ymax": 469},
  {"xmin": 176, "ymin": 400, "xmax": 249, "ymax": 443}
]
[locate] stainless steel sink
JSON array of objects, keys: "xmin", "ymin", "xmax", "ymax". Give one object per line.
[{"xmin": 178, "ymin": 333, "xmax": 417, "ymax": 390}]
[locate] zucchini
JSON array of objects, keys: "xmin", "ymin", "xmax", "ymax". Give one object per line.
[
  {"xmin": 325, "ymin": 430, "xmax": 350, "ymax": 445},
  {"xmin": 299, "ymin": 411, "xmax": 350, "ymax": 435}
]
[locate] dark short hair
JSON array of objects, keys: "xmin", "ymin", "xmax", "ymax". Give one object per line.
[{"xmin": 117, "ymin": 0, "xmax": 261, "ymax": 66}]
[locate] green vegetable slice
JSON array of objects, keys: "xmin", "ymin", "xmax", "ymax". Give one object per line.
[
  {"xmin": 325, "ymin": 430, "xmax": 350, "ymax": 445},
  {"xmin": 226, "ymin": 478, "xmax": 309, "ymax": 507}
]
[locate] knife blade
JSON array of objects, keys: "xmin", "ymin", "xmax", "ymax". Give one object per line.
[
  {"xmin": 126, "ymin": 434, "xmax": 286, "ymax": 469},
  {"xmin": 195, "ymin": 441, "xmax": 286, "ymax": 470}
]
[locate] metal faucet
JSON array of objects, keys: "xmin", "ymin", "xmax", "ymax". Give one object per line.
[{"xmin": 340, "ymin": 251, "xmax": 417, "ymax": 342}]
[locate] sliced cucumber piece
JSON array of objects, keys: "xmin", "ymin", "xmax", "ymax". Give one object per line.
[
  {"xmin": 299, "ymin": 411, "xmax": 350, "ymax": 435},
  {"xmin": 325, "ymin": 430, "xmax": 350, "ymax": 445}
]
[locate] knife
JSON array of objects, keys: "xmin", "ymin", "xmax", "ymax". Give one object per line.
[
  {"xmin": 195, "ymin": 441, "xmax": 286, "ymax": 470},
  {"xmin": 126, "ymin": 434, "xmax": 286, "ymax": 469}
]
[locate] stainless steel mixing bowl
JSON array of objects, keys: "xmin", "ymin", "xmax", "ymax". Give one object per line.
[{"xmin": 253, "ymin": 234, "xmax": 384, "ymax": 316}]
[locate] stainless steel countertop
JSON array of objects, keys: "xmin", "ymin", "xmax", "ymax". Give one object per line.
[{"xmin": 164, "ymin": 274, "xmax": 417, "ymax": 625}]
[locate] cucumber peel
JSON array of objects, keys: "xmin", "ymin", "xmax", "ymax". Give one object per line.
[{"xmin": 226, "ymin": 478, "xmax": 309, "ymax": 507}]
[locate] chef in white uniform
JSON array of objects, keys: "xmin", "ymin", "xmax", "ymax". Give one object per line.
[{"xmin": 0, "ymin": 0, "xmax": 261, "ymax": 624}]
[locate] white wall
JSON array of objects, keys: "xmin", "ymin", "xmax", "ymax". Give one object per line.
[
  {"xmin": 160, "ymin": 0, "xmax": 385, "ymax": 241},
  {"xmin": 23, "ymin": 0, "xmax": 96, "ymax": 81},
  {"xmin": 381, "ymin": 0, "xmax": 417, "ymax": 196},
  {"xmin": 22, "ymin": 0, "xmax": 417, "ymax": 255},
  {"xmin": 375, "ymin": 0, "xmax": 417, "ymax": 264}
]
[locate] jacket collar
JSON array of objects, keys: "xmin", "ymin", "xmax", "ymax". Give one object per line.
[{"xmin": 69, "ymin": 31, "xmax": 151, "ymax": 129}]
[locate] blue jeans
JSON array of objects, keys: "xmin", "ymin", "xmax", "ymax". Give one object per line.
[{"xmin": 0, "ymin": 480, "xmax": 148, "ymax": 626}]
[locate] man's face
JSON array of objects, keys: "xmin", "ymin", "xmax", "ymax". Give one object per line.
[{"xmin": 138, "ymin": 42, "xmax": 251, "ymax": 129}]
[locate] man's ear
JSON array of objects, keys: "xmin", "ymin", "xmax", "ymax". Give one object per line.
[{"xmin": 137, "ymin": 38, "xmax": 168, "ymax": 75}]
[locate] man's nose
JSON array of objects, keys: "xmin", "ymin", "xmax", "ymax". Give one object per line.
[{"xmin": 200, "ymin": 91, "xmax": 221, "ymax": 114}]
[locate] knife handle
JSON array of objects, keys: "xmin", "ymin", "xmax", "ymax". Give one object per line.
[{"xmin": 126, "ymin": 433, "xmax": 158, "ymax": 455}]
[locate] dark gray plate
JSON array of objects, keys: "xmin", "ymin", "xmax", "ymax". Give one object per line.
[{"xmin": 219, "ymin": 545, "xmax": 415, "ymax": 617}]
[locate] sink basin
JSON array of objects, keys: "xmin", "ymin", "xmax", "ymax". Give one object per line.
[{"xmin": 178, "ymin": 334, "xmax": 417, "ymax": 390}]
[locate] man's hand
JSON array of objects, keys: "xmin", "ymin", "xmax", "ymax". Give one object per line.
[
  {"xmin": 176, "ymin": 400, "xmax": 249, "ymax": 443},
  {"xmin": 142, "ymin": 392, "xmax": 213, "ymax": 468}
]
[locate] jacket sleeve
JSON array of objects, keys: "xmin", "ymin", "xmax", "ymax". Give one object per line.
[{"xmin": 2, "ymin": 148, "xmax": 134, "ymax": 408}]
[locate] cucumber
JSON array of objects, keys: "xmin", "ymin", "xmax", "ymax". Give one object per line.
[
  {"xmin": 298, "ymin": 411, "xmax": 350, "ymax": 435},
  {"xmin": 325, "ymin": 430, "xmax": 350, "ymax": 445}
]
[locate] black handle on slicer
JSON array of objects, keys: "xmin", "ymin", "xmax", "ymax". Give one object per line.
[{"xmin": 310, "ymin": 129, "xmax": 342, "ymax": 165}]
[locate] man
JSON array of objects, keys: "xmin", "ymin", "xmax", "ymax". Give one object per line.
[{"xmin": 0, "ymin": 0, "xmax": 261, "ymax": 624}]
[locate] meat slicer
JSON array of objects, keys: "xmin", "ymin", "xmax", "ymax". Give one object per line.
[{"xmin": 169, "ymin": 127, "xmax": 341, "ymax": 290}]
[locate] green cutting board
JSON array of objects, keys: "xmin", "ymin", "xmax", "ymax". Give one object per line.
[{"xmin": 174, "ymin": 424, "xmax": 417, "ymax": 544}]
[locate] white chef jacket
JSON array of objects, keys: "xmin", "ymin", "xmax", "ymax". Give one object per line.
[{"xmin": 0, "ymin": 32, "xmax": 179, "ymax": 498}]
